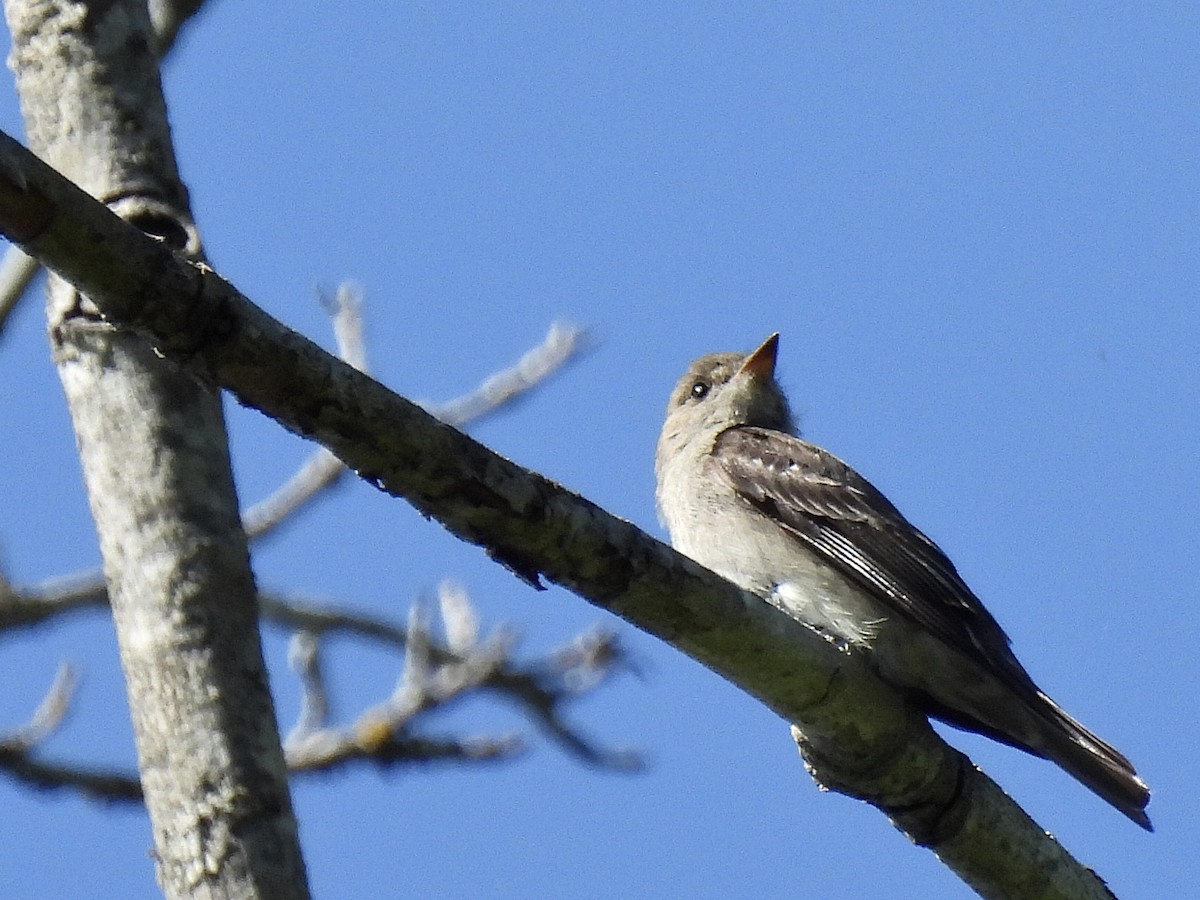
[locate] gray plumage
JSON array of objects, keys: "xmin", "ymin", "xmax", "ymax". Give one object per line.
[{"xmin": 655, "ymin": 333, "xmax": 1151, "ymax": 829}]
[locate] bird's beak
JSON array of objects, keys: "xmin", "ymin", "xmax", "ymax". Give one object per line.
[{"xmin": 739, "ymin": 333, "xmax": 779, "ymax": 379}]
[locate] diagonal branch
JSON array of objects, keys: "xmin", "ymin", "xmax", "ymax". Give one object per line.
[{"xmin": 0, "ymin": 127, "xmax": 1118, "ymax": 900}]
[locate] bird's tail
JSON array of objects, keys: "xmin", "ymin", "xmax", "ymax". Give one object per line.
[{"xmin": 1031, "ymin": 693, "xmax": 1152, "ymax": 831}]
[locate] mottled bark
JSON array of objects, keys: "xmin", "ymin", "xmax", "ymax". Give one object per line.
[{"xmin": 2, "ymin": 2, "xmax": 308, "ymax": 897}]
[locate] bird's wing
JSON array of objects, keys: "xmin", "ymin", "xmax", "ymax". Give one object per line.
[{"xmin": 713, "ymin": 426, "xmax": 1037, "ymax": 694}]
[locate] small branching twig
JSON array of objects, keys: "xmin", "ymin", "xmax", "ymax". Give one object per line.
[
  {"xmin": 489, "ymin": 629, "xmax": 643, "ymax": 770},
  {"xmin": 0, "ymin": 570, "xmax": 107, "ymax": 630},
  {"xmin": 0, "ymin": 582, "xmax": 636, "ymax": 802},
  {"xmin": 428, "ymin": 321, "xmax": 588, "ymax": 428},
  {"xmin": 0, "ymin": 247, "xmax": 39, "ymax": 339},
  {"xmin": 0, "ymin": 753, "xmax": 143, "ymax": 802},
  {"xmin": 0, "ymin": 664, "xmax": 141, "ymax": 800},
  {"xmin": 283, "ymin": 581, "xmax": 637, "ymax": 774},
  {"xmin": 242, "ymin": 284, "xmax": 368, "ymax": 540},
  {"xmin": 0, "ymin": 663, "xmax": 77, "ymax": 751},
  {"xmin": 263, "ymin": 584, "xmax": 639, "ymax": 769}
]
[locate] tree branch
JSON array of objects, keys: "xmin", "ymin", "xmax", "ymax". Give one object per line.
[
  {"xmin": 1, "ymin": 579, "xmax": 639, "ymax": 769},
  {"xmin": 0, "ymin": 127, "xmax": 1117, "ymax": 899},
  {"xmin": 0, "ymin": 587, "xmax": 633, "ymax": 803}
]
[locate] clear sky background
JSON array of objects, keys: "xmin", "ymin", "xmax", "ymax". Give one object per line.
[{"xmin": 1, "ymin": 4, "xmax": 1196, "ymax": 898}]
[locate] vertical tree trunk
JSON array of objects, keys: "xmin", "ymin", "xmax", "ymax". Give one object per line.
[{"xmin": 3, "ymin": 2, "xmax": 309, "ymax": 896}]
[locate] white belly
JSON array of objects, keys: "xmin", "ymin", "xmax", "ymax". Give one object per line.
[{"xmin": 661, "ymin": 468, "xmax": 888, "ymax": 647}]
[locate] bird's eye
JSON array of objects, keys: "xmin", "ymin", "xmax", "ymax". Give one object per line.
[{"xmin": 690, "ymin": 381, "xmax": 710, "ymax": 400}]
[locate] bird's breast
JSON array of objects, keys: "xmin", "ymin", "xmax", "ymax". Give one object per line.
[{"xmin": 658, "ymin": 459, "xmax": 887, "ymax": 647}]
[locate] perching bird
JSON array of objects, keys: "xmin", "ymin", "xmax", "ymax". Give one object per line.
[{"xmin": 655, "ymin": 333, "xmax": 1151, "ymax": 829}]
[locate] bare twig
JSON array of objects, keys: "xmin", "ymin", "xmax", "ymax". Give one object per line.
[
  {"xmin": 258, "ymin": 592, "xmax": 408, "ymax": 647},
  {"xmin": 286, "ymin": 605, "xmax": 526, "ymax": 773},
  {"xmin": 3, "ymin": 571, "xmax": 638, "ymax": 768},
  {"xmin": 429, "ymin": 321, "xmax": 587, "ymax": 427},
  {"xmin": 0, "ymin": 664, "xmax": 138, "ymax": 801},
  {"xmin": 285, "ymin": 631, "xmax": 328, "ymax": 743},
  {"xmin": 280, "ymin": 593, "xmax": 522, "ymax": 774},
  {"xmin": 282, "ymin": 589, "xmax": 525, "ymax": 773},
  {"xmin": 147, "ymin": 0, "xmax": 211, "ymax": 55},
  {"xmin": 0, "ymin": 570, "xmax": 107, "ymax": 630},
  {"xmin": 241, "ymin": 448, "xmax": 345, "ymax": 540},
  {"xmin": 321, "ymin": 282, "xmax": 368, "ymax": 372},
  {"xmin": 283, "ymin": 581, "xmax": 636, "ymax": 773},
  {"xmin": 0, "ymin": 246, "xmax": 39, "ymax": 338},
  {"xmin": 289, "ymin": 729, "xmax": 524, "ymax": 772},
  {"xmin": 0, "ymin": 663, "xmax": 77, "ymax": 751},
  {"xmin": 264, "ymin": 583, "xmax": 640, "ymax": 769},
  {"xmin": 0, "ymin": 581, "xmax": 635, "ymax": 803},
  {"xmin": 487, "ymin": 629, "xmax": 642, "ymax": 771},
  {"xmin": 0, "ymin": 751, "xmax": 143, "ymax": 801},
  {"xmin": 241, "ymin": 284, "xmax": 367, "ymax": 539}
]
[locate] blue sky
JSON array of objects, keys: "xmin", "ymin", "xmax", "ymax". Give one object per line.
[{"xmin": 1, "ymin": 3, "xmax": 1196, "ymax": 897}]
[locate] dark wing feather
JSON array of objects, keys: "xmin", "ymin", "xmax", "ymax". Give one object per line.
[{"xmin": 714, "ymin": 426, "xmax": 1039, "ymax": 696}]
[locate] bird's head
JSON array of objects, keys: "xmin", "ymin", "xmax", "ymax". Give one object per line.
[{"xmin": 657, "ymin": 333, "xmax": 795, "ymax": 476}]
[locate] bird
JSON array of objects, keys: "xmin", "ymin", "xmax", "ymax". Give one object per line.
[{"xmin": 654, "ymin": 332, "xmax": 1151, "ymax": 829}]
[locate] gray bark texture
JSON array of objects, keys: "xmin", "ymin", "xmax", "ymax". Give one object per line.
[
  {"xmin": 2, "ymin": 2, "xmax": 309, "ymax": 897},
  {"xmin": 0, "ymin": 122, "xmax": 1122, "ymax": 897}
]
